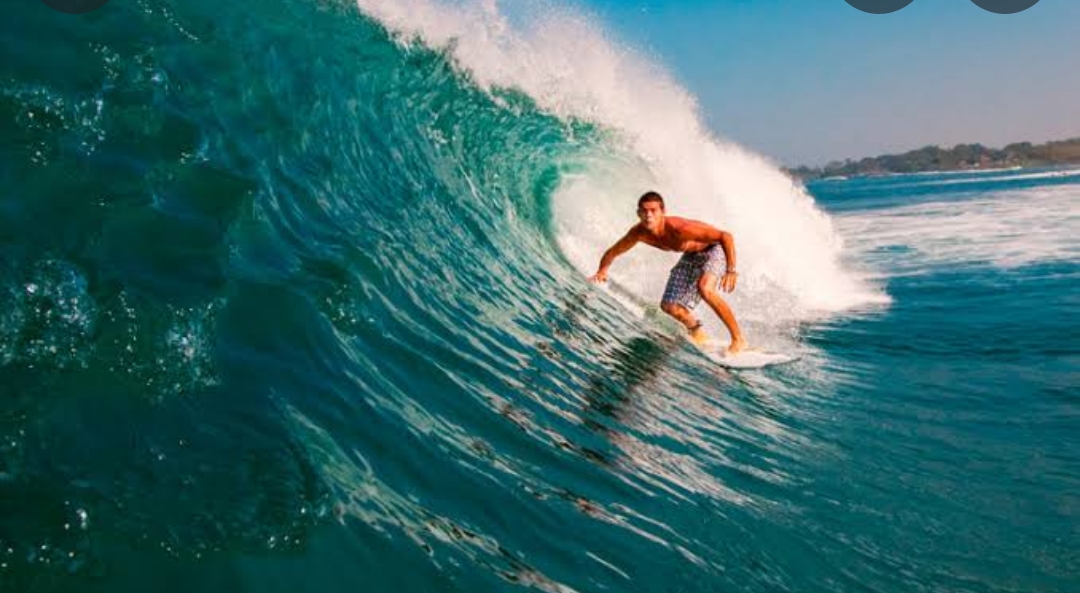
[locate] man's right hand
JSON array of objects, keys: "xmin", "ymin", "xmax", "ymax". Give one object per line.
[{"xmin": 588, "ymin": 270, "xmax": 608, "ymax": 284}]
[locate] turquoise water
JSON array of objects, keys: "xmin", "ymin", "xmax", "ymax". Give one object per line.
[{"xmin": 2, "ymin": 0, "xmax": 1079, "ymax": 591}]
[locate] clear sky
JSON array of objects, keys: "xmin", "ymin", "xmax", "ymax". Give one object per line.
[{"xmin": 580, "ymin": 0, "xmax": 1080, "ymax": 166}]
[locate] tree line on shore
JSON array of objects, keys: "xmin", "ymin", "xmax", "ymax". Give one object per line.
[{"xmin": 786, "ymin": 137, "xmax": 1080, "ymax": 180}]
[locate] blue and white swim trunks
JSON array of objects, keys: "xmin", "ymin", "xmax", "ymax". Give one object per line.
[{"xmin": 661, "ymin": 244, "xmax": 728, "ymax": 310}]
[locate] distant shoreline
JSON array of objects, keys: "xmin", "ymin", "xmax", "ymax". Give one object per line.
[{"xmin": 785, "ymin": 137, "xmax": 1080, "ymax": 181}]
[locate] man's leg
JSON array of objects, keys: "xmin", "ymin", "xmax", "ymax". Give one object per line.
[
  {"xmin": 660, "ymin": 302, "xmax": 708, "ymax": 345},
  {"xmin": 697, "ymin": 273, "xmax": 747, "ymax": 353},
  {"xmin": 661, "ymin": 255, "xmax": 710, "ymax": 344}
]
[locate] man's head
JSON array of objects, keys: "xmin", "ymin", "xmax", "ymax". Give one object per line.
[{"xmin": 637, "ymin": 191, "xmax": 665, "ymax": 232}]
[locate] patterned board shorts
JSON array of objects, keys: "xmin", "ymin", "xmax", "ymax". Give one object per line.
[{"xmin": 661, "ymin": 244, "xmax": 728, "ymax": 310}]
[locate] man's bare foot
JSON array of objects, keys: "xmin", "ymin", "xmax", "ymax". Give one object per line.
[
  {"xmin": 688, "ymin": 326, "xmax": 710, "ymax": 346},
  {"xmin": 726, "ymin": 337, "xmax": 748, "ymax": 355}
]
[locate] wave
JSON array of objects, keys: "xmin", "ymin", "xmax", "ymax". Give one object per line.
[
  {"xmin": 0, "ymin": 0, "xmax": 876, "ymax": 587},
  {"xmin": 6, "ymin": 1, "xmax": 1079, "ymax": 591},
  {"xmin": 354, "ymin": 0, "xmax": 887, "ymax": 328}
]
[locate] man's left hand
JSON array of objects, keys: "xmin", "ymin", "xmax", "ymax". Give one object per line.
[{"xmin": 721, "ymin": 271, "xmax": 738, "ymax": 293}]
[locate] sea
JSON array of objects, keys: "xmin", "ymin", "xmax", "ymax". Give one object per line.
[{"xmin": 2, "ymin": 0, "xmax": 1078, "ymax": 592}]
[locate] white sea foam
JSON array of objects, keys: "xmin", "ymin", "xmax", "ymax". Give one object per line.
[
  {"xmin": 866, "ymin": 168, "xmax": 1080, "ymax": 193},
  {"xmin": 893, "ymin": 166, "xmax": 1024, "ymax": 177},
  {"xmin": 354, "ymin": 0, "xmax": 887, "ymax": 334},
  {"xmin": 835, "ymin": 184, "xmax": 1080, "ymax": 275}
]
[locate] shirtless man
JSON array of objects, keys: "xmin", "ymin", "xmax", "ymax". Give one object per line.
[{"xmin": 588, "ymin": 191, "xmax": 747, "ymax": 354}]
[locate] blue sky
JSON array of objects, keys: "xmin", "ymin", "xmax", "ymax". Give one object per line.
[{"xmin": 580, "ymin": 0, "xmax": 1080, "ymax": 166}]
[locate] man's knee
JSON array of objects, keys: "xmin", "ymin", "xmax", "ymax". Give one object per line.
[
  {"xmin": 697, "ymin": 276, "xmax": 717, "ymax": 296},
  {"xmin": 661, "ymin": 301, "xmax": 682, "ymax": 317}
]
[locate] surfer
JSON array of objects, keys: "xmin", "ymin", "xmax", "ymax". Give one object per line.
[{"xmin": 588, "ymin": 191, "xmax": 747, "ymax": 354}]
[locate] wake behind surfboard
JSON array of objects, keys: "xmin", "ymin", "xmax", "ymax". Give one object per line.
[{"xmin": 594, "ymin": 282, "xmax": 799, "ymax": 369}]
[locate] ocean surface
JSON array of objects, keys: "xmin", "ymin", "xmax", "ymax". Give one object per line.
[{"xmin": 2, "ymin": 0, "xmax": 1078, "ymax": 592}]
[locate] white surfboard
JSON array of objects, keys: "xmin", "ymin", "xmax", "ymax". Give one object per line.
[
  {"xmin": 709, "ymin": 349, "xmax": 797, "ymax": 369},
  {"xmin": 697, "ymin": 341, "xmax": 798, "ymax": 369}
]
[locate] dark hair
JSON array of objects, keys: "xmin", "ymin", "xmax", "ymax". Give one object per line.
[{"xmin": 637, "ymin": 191, "xmax": 664, "ymax": 209}]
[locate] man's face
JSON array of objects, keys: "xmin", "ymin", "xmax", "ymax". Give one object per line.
[{"xmin": 637, "ymin": 201, "xmax": 664, "ymax": 231}]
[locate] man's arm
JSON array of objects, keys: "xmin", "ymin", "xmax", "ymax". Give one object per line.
[
  {"xmin": 589, "ymin": 227, "xmax": 640, "ymax": 283},
  {"xmin": 684, "ymin": 220, "xmax": 738, "ymax": 292}
]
